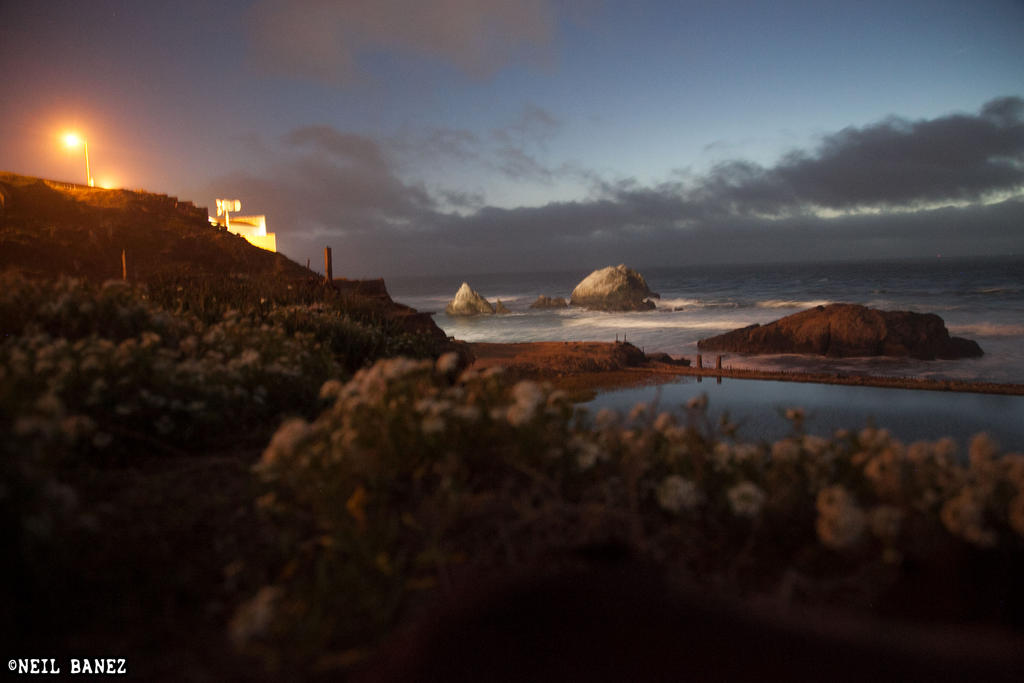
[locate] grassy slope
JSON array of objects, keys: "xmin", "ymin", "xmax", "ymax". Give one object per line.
[
  {"xmin": 0, "ymin": 172, "xmax": 308, "ymax": 281},
  {"xmin": 0, "ymin": 173, "xmax": 444, "ymax": 679}
]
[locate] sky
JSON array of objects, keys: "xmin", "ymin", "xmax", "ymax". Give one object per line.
[{"xmin": 1, "ymin": 0, "xmax": 1023, "ymax": 277}]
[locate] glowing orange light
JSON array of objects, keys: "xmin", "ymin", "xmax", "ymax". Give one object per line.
[{"xmin": 60, "ymin": 131, "xmax": 93, "ymax": 186}]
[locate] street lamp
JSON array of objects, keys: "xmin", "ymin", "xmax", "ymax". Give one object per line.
[{"xmin": 63, "ymin": 132, "xmax": 94, "ymax": 187}]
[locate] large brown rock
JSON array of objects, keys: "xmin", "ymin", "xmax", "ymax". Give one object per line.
[
  {"xmin": 697, "ymin": 304, "xmax": 983, "ymax": 360},
  {"xmin": 570, "ymin": 264, "xmax": 659, "ymax": 311}
]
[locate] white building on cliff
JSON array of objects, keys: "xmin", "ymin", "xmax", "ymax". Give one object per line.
[{"xmin": 208, "ymin": 199, "xmax": 277, "ymax": 252}]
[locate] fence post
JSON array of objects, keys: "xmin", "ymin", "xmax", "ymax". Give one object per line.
[
  {"xmin": 716, "ymin": 355, "xmax": 723, "ymax": 370},
  {"xmin": 324, "ymin": 247, "xmax": 333, "ymax": 282},
  {"xmin": 696, "ymin": 354, "xmax": 702, "ymax": 369}
]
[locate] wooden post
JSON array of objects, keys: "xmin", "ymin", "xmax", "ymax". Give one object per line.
[
  {"xmin": 716, "ymin": 355, "xmax": 723, "ymax": 370},
  {"xmin": 696, "ymin": 354, "xmax": 703, "ymax": 369},
  {"xmin": 306, "ymin": 258, "xmax": 310, "ymax": 270},
  {"xmin": 121, "ymin": 249, "xmax": 127, "ymax": 280},
  {"xmin": 324, "ymin": 247, "xmax": 333, "ymax": 282}
]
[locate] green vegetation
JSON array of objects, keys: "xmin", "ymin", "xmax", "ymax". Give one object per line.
[{"xmin": 3, "ymin": 274, "xmax": 1024, "ymax": 679}]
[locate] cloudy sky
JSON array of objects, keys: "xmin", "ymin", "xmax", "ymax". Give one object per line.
[{"xmin": 1, "ymin": 0, "xmax": 1022, "ymax": 277}]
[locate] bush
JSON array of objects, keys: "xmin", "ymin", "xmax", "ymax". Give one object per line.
[{"xmin": 237, "ymin": 355, "xmax": 1024, "ymax": 675}]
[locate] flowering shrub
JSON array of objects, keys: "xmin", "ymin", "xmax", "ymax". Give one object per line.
[
  {"xmin": 239, "ymin": 354, "xmax": 1024, "ymax": 673},
  {"xmin": 1, "ymin": 275, "xmax": 442, "ymax": 597},
  {"xmin": 1, "ymin": 278, "xmax": 343, "ymax": 461},
  {"xmin": 1, "ymin": 276, "xmax": 441, "ymax": 460}
]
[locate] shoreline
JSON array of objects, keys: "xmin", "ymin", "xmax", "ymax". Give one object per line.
[{"xmin": 467, "ymin": 341, "xmax": 1024, "ymax": 398}]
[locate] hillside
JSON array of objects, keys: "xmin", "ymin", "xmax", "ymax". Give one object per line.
[
  {"xmin": 0, "ymin": 171, "xmax": 444, "ymax": 339},
  {"xmin": 0, "ymin": 172, "xmax": 312, "ymax": 280}
]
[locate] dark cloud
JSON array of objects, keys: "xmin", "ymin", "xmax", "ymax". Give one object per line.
[
  {"xmin": 246, "ymin": 0, "xmax": 559, "ymax": 83},
  {"xmin": 287, "ymin": 126, "xmax": 389, "ymax": 170},
  {"xmin": 209, "ymin": 98, "xmax": 1024, "ymax": 277},
  {"xmin": 209, "ymin": 129, "xmax": 433, "ymax": 248},
  {"xmin": 700, "ymin": 96, "xmax": 1024, "ymax": 214}
]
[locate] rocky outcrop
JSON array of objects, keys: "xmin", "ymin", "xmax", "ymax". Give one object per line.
[
  {"xmin": 570, "ymin": 264, "xmax": 659, "ymax": 311},
  {"xmin": 529, "ymin": 295, "xmax": 568, "ymax": 309},
  {"xmin": 697, "ymin": 303, "xmax": 983, "ymax": 360},
  {"xmin": 445, "ymin": 282, "xmax": 495, "ymax": 316},
  {"xmin": 494, "ymin": 299, "xmax": 511, "ymax": 314}
]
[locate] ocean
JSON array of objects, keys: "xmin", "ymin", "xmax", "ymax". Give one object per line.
[{"xmin": 389, "ymin": 256, "xmax": 1024, "ymax": 449}]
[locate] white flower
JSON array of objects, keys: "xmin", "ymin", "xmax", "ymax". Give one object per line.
[
  {"xmin": 863, "ymin": 449, "xmax": 903, "ymax": 497},
  {"xmin": 507, "ymin": 380, "xmax": 545, "ymax": 426},
  {"xmin": 712, "ymin": 442, "xmax": 733, "ymax": 471},
  {"xmin": 801, "ymin": 435, "xmax": 829, "ymax": 457},
  {"xmin": 933, "ymin": 437, "xmax": 957, "ymax": 463},
  {"xmin": 237, "ymin": 348, "xmax": 260, "ymax": 367},
  {"xmin": 868, "ymin": 505, "xmax": 904, "ymax": 541},
  {"xmin": 421, "ymin": 416, "xmax": 445, "ymax": 434},
  {"xmin": 259, "ymin": 418, "xmax": 312, "ymax": 468},
  {"xmin": 940, "ymin": 488, "xmax": 996, "ymax": 547},
  {"xmin": 139, "ymin": 331, "xmax": 162, "ymax": 348},
  {"xmin": 572, "ymin": 437, "xmax": 606, "ymax": 470},
  {"xmin": 435, "ymin": 352, "xmax": 460, "ymax": 375},
  {"xmin": 653, "ymin": 412, "xmax": 675, "ymax": 433},
  {"xmin": 229, "ymin": 586, "xmax": 283, "ymax": 648},
  {"xmin": 968, "ymin": 433, "xmax": 999, "ymax": 470},
  {"xmin": 815, "ymin": 486, "xmax": 866, "ymax": 549},
  {"xmin": 319, "ymin": 379, "xmax": 344, "ymax": 400},
  {"xmin": 858, "ymin": 427, "xmax": 891, "ymax": 451},
  {"xmin": 727, "ymin": 481, "xmax": 765, "ymax": 518},
  {"xmin": 771, "ymin": 438, "xmax": 801, "ymax": 463},
  {"xmin": 628, "ymin": 402, "xmax": 649, "ymax": 422},
  {"xmin": 734, "ymin": 443, "xmax": 761, "ymax": 463},
  {"xmin": 816, "ymin": 485, "xmax": 853, "ymax": 515},
  {"xmin": 817, "ymin": 505, "xmax": 867, "ymax": 550},
  {"xmin": 546, "ymin": 390, "xmax": 568, "ymax": 407},
  {"xmin": 656, "ymin": 475, "xmax": 704, "ymax": 513},
  {"xmin": 452, "ymin": 405, "xmax": 481, "ymax": 422}
]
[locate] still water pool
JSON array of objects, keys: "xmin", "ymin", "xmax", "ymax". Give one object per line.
[{"xmin": 586, "ymin": 377, "xmax": 1024, "ymax": 451}]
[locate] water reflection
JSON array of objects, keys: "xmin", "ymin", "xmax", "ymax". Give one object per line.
[{"xmin": 586, "ymin": 378, "xmax": 1024, "ymax": 450}]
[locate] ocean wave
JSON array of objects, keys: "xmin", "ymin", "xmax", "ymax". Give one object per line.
[
  {"xmin": 755, "ymin": 299, "xmax": 833, "ymax": 309},
  {"xmin": 973, "ymin": 286, "xmax": 1021, "ymax": 296},
  {"xmin": 948, "ymin": 323, "xmax": 1024, "ymax": 337},
  {"xmin": 561, "ymin": 316, "xmax": 755, "ymax": 330},
  {"xmin": 656, "ymin": 297, "xmax": 740, "ymax": 310}
]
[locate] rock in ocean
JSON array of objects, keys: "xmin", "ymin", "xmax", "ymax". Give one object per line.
[
  {"xmin": 529, "ymin": 295, "xmax": 568, "ymax": 309},
  {"xmin": 445, "ymin": 282, "xmax": 496, "ymax": 316},
  {"xmin": 697, "ymin": 303, "xmax": 983, "ymax": 360},
  {"xmin": 570, "ymin": 265, "xmax": 659, "ymax": 312}
]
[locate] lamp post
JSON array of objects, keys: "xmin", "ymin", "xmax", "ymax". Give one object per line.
[{"xmin": 63, "ymin": 133, "xmax": 94, "ymax": 187}]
